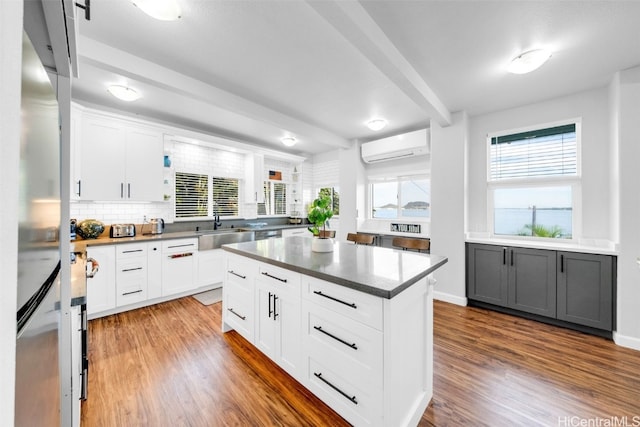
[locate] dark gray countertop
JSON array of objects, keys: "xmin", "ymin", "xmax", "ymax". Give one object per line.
[{"xmin": 222, "ymin": 236, "xmax": 448, "ymax": 299}]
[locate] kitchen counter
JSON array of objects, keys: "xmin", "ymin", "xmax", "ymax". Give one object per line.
[
  {"xmin": 222, "ymin": 236, "xmax": 448, "ymax": 299},
  {"xmin": 70, "ymin": 223, "xmax": 311, "ymax": 252}
]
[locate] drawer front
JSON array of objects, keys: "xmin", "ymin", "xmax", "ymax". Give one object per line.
[
  {"xmin": 304, "ymin": 277, "xmax": 383, "ymax": 330},
  {"xmin": 116, "ymin": 259, "xmax": 147, "ymax": 306},
  {"xmin": 306, "ymin": 357, "xmax": 382, "ymax": 427},
  {"xmin": 116, "ymin": 283, "xmax": 147, "ymax": 306},
  {"xmin": 303, "ymin": 299, "xmax": 383, "ymax": 390},
  {"xmin": 226, "ymin": 254, "xmax": 258, "ymax": 284},
  {"xmin": 162, "ymin": 238, "xmax": 197, "ymax": 253},
  {"xmin": 116, "ymin": 243, "xmax": 147, "ymax": 259},
  {"xmin": 258, "ymin": 263, "xmax": 301, "ymax": 296},
  {"xmin": 225, "ymin": 285, "xmax": 254, "ymax": 342}
]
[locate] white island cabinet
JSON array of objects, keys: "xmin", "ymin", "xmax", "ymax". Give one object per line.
[{"xmin": 222, "ymin": 236, "xmax": 447, "ymax": 427}]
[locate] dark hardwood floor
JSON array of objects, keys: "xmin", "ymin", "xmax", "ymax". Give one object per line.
[{"xmin": 82, "ymin": 298, "xmax": 640, "ymax": 427}]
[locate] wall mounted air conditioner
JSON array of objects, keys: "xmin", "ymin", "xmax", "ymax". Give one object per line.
[{"xmin": 361, "ymin": 128, "xmax": 430, "ymax": 164}]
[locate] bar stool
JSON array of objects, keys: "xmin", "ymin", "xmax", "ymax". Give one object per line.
[
  {"xmin": 392, "ymin": 237, "xmax": 430, "ymax": 253},
  {"xmin": 317, "ymin": 230, "xmax": 336, "ymax": 238},
  {"xmin": 346, "ymin": 233, "xmax": 375, "ymax": 245}
]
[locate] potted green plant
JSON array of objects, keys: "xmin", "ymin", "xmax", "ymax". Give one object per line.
[{"xmin": 307, "ymin": 194, "xmax": 334, "ymax": 252}]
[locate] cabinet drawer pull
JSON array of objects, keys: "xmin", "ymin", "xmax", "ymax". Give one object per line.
[
  {"xmin": 313, "ymin": 290, "xmax": 357, "ymax": 309},
  {"xmin": 268, "ymin": 292, "xmax": 273, "ymax": 318},
  {"xmin": 120, "ymin": 183, "xmax": 124, "ymax": 198},
  {"xmin": 261, "ymin": 271, "xmax": 287, "ymax": 283},
  {"xmin": 122, "ymin": 289, "xmax": 143, "ymax": 296},
  {"xmin": 227, "ymin": 308, "xmax": 246, "ymax": 320},
  {"xmin": 127, "ymin": 183, "xmax": 131, "ymax": 198},
  {"xmin": 510, "ymin": 249, "xmax": 514, "ymax": 266},
  {"xmin": 122, "ymin": 267, "xmax": 143, "ymax": 272},
  {"xmin": 168, "ymin": 243, "xmax": 195, "ymax": 249},
  {"xmin": 122, "ymin": 249, "xmax": 143, "ymax": 254},
  {"xmin": 560, "ymin": 254, "xmax": 564, "ymax": 273},
  {"xmin": 168, "ymin": 252, "xmax": 193, "ymax": 259},
  {"xmin": 273, "ymin": 294, "xmax": 279, "ymax": 320},
  {"xmin": 228, "ymin": 270, "xmax": 246, "ymax": 279},
  {"xmin": 502, "ymin": 247, "xmax": 506, "ymax": 265},
  {"xmin": 313, "ymin": 325, "xmax": 358, "ymax": 350},
  {"xmin": 77, "ymin": 180, "xmax": 81, "ymax": 197},
  {"xmin": 313, "ymin": 372, "xmax": 358, "ymax": 405}
]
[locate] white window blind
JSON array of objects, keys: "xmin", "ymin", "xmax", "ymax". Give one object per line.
[
  {"xmin": 258, "ymin": 181, "xmax": 287, "ymax": 215},
  {"xmin": 175, "ymin": 172, "xmax": 209, "ymax": 218},
  {"xmin": 211, "ymin": 177, "xmax": 239, "ymax": 216},
  {"xmin": 490, "ymin": 124, "xmax": 577, "ymax": 181}
]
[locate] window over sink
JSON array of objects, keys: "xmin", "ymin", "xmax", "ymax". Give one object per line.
[{"xmin": 175, "ymin": 172, "xmax": 239, "ymax": 218}]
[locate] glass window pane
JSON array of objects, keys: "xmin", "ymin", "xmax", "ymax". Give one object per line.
[
  {"xmin": 372, "ymin": 182, "xmax": 398, "ymax": 219},
  {"xmin": 175, "ymin": 172, "xmax": 209, "ymax": 218},
  {"xmin": 274, "ymin": 183, "xmax": 287, "ymax": 215},
  {"xmin": 494, "ymin": 186, "xmax": 572, "ymax": 238},
  {"xmin": 211, "ymin": 177, "xmax": 239, "ymax": 216},
  {"xmin": 400, "ymin": 178, "xmax": 430, "ymax": 219}
]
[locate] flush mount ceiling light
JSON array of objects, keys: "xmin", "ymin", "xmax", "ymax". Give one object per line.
[
  {"xmin": 131, "ymin": 0, "xmax": 181, "ymax": 21},
  {"xmin": 281, "ymin": 137, "xmax": 297, "ymax": 147},
  {"xmin": 508, "ymin": 49, "xmax": 552, "ymax": 74},
  {"xmin": 366, "ymin": 118, "xmax": 388, "ymax": 131},
  {"xmin": 107, "ymin": 85, "xmax": 141, "ymax": 102}
]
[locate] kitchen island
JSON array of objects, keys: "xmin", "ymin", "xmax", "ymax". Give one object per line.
[{"xmin": 221, "ymin": 236, "xmax": 447, "ymax": 427}]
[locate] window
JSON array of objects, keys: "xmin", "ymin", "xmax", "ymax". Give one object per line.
[
  {"xmin": 488, "ymin": 122, "xmax": 579, "ymax": 239},
  {"xmin": 175, "ymin": 172, "xmax": 238, "ymax": 218},
  {"xmin": 318, "ymin": 187, "xmax": 339, "ymax": 216},
  {"xmin": 258, "ymin": 181, "xmax": 287, "ymax": 216},
  {"xmin": 370, "ymin": 176, "xmax": 430, "ymax": 219}
]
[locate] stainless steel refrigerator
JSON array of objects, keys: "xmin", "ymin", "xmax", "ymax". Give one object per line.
[{"xmin": 15, "ymin": 30, "xmax": 62, "ymax": 426}]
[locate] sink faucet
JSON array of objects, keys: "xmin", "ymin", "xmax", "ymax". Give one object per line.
[{"xmin": 213, "ymin": 201, "xmax": 222, "ymax": 230}]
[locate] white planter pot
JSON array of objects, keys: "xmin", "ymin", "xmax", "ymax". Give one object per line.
[{"xmin": 311, "ymin": 237, "xmax": 334, "ymax": 252}]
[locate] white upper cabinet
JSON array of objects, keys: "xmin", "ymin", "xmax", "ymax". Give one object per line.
[
  {"xmin": 77, "ymin": 113, "xmax": 163, "ymax": 201},
  {"xmin": 244, "ymin": 153, "xmax": 265, "ymax": 203}
]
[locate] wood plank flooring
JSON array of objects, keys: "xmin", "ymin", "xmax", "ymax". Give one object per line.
[{"xmin": 82, "ymin": 298, "xmax": 640, "ymax": 427}]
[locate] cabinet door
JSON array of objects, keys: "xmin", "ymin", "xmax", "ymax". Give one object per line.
[
  {"xmin": 161, "ymin": 239, "xmax": 197, "ymax": 296},
  {"xmin": 80, "ymin": 117, "xmax": 126, "ymax": 200},
  {"xmin": 557, "ymin": 252, "xmax": 613, "ymax": 330},
  {"xmin": 244, "ymin": 153, "xmax": 265, "ymax": 203},
  {"xmin": 86, "ymin": 245, "xmax": 116, "ymax": 315},
  {"xmin": 147, "ymin": 243, "xmax": 162, "ymax": 299},
  {"xmin": 466, "ymin": 243, "xmax": 508, "ymax": 306},
  {"xmin": 255, "ymin": 280, "xmax": 278, "ymax": 357},
  {"xmin": 196, "ymin": 249, "xmax": 225, "ymax": 287},
  {"xmin": 507, "ymin": 247, "xmax": 556, "ymax": 317},
  {"xmin": 276, "ymin": 291, "xmax": 300, "ymax": 377},
  {"xmin": 125, "ymin": 127, "xmax": 163, "ymax": 201}
]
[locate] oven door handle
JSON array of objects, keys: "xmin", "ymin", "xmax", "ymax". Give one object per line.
[{"xmin": 86, "ymin": 257, "xmax": 99, "ymax": 278}]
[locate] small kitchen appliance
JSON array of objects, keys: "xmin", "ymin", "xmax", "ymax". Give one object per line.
[
  {"xmin": 149, "ymin": 218, "xmax": 165, "ymax": 235},
  {"xmin": 109, "ymin": 224, "xmax": 136, "ymax": 238}
]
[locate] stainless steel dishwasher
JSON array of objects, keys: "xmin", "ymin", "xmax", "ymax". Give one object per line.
[{"xmin": 254, "ymin": 229, "xmax": 282, "ymax": 240}]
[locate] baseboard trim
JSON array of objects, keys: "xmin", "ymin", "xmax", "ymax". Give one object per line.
[
  {"xmin": 613, "ymin": 332, "xmax": 640, "ymax": 351},
  {"xmin": 433, "ymin": 291, "xmax": 467, "ymax": 306}
]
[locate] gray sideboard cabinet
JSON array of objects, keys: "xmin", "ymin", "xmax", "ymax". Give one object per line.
[
  {"xmin": 466, "ymin": 244, "xmax": 556, "ymax": 318},
  {"xmin": 467, "ymin": 243, "xmax": 615, "ymax": 334},
  {"xmin": 557, "ymin": 251, "xmax": 614, "ymax": 331}
]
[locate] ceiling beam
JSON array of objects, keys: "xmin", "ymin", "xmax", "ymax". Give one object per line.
[
  {"xmin": 308, "ymin": 0, "xmax": 452, "ymax": 127},
  {"xmin": 78, "ymin": 36, "xmax": 351, "ymax": 149}
]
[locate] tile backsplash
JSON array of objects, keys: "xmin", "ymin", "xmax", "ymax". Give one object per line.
[{"xmin": 70, "ymin": 201, "xmax": 171, "ymax": 225}]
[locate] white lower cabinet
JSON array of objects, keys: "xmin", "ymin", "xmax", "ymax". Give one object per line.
[
  {"xmin": 222, "ymin": 252, "xmax": 435, "ymax": 427},
  {"xmin": 86, "ymin": 245, "xmax": 116, "ymax": 315},
  {"xmin": 147, "ymin": 242, "xmax": 162, "ymax": 299},
  {"xmin": 115, "ymin": 243, "xmax": 148, "ymax": 306},
  {"xmin": 255, "ymin": 263, "xmax": 301, "ymax": 379},
  {"xmin": 161, "ymin": 238, "xmax": 197, "ymax": 296},
  {"xmin": 196, "ymin": 248, "xmax": 225, "ymax": 288}
]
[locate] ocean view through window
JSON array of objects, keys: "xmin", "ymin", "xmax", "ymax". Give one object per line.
[{"xmin": 488, "ymin": 121, "xmax": 579, "ymax": 239}]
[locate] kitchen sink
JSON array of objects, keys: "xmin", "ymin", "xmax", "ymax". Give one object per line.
[{"xmin": 197, "ymin": 230, "xmax": 254, "ymax": 250}]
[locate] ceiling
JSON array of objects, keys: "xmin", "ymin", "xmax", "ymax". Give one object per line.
[{"xmin": 72, "ymin": 0, "xmax": 640, "ymax": 156}]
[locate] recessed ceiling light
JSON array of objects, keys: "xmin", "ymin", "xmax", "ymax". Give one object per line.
[
  {"xmin": 131, "ymin": 0, "xmax": 181, "ymax": 21},
  {"xmin": 281, "ymin": 137, "xmax": 297, "ymax": 147},
  {"xmin": 367, "ymin": 119, "xmax": 387, "ymax": 131},
  {"xmin": 508, "ymin": 49, "xmax": 552, "ymax": 74},
  {"xmin": 107, "ymin": 85, "xmax": 141, "ymax": 102}
]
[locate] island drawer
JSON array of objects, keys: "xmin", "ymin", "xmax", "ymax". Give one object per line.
[
  {"xmin": 303, "ymin": 277, "xmax": 383, "ymax": 331},
  {"xmin": 257, "ymin": 263, "xmax": 301, "ymax": 296},
  {"xmin": 305, "ymin": 357, "xmax": 382, "ymax": 427},
  {"xmin": 302, "ymin": 299, "xmax": 382, "ymax": 390},
  {"xmin": 224, "ymin": 284, "xmax": 254, "ymax": 342},
  {"xmin": 226, "ymin": 254, "xmax": 258, "ymax": 286}
]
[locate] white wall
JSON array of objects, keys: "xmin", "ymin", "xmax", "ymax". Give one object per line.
[
  {"xmin": 467, "ymin": 87, "xmax": 611, "ymax": 241},
  {"xmin": 338, "ymin": 144, "xmax": 363, "ymax": 241},
  {"xmin": 311, "ymin": 150, "xmax": 341, "ymax": 237},
  {"xmin": 613, "ymin": 66, "xmax": 640, "ymax": 350},
  {"xmin": 430, "ymin": 113, "xmax": 468, "ymax": 305},
  {"xmin": 0, "ymin": 1, "xmax": 23, "ymax": 424}
]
